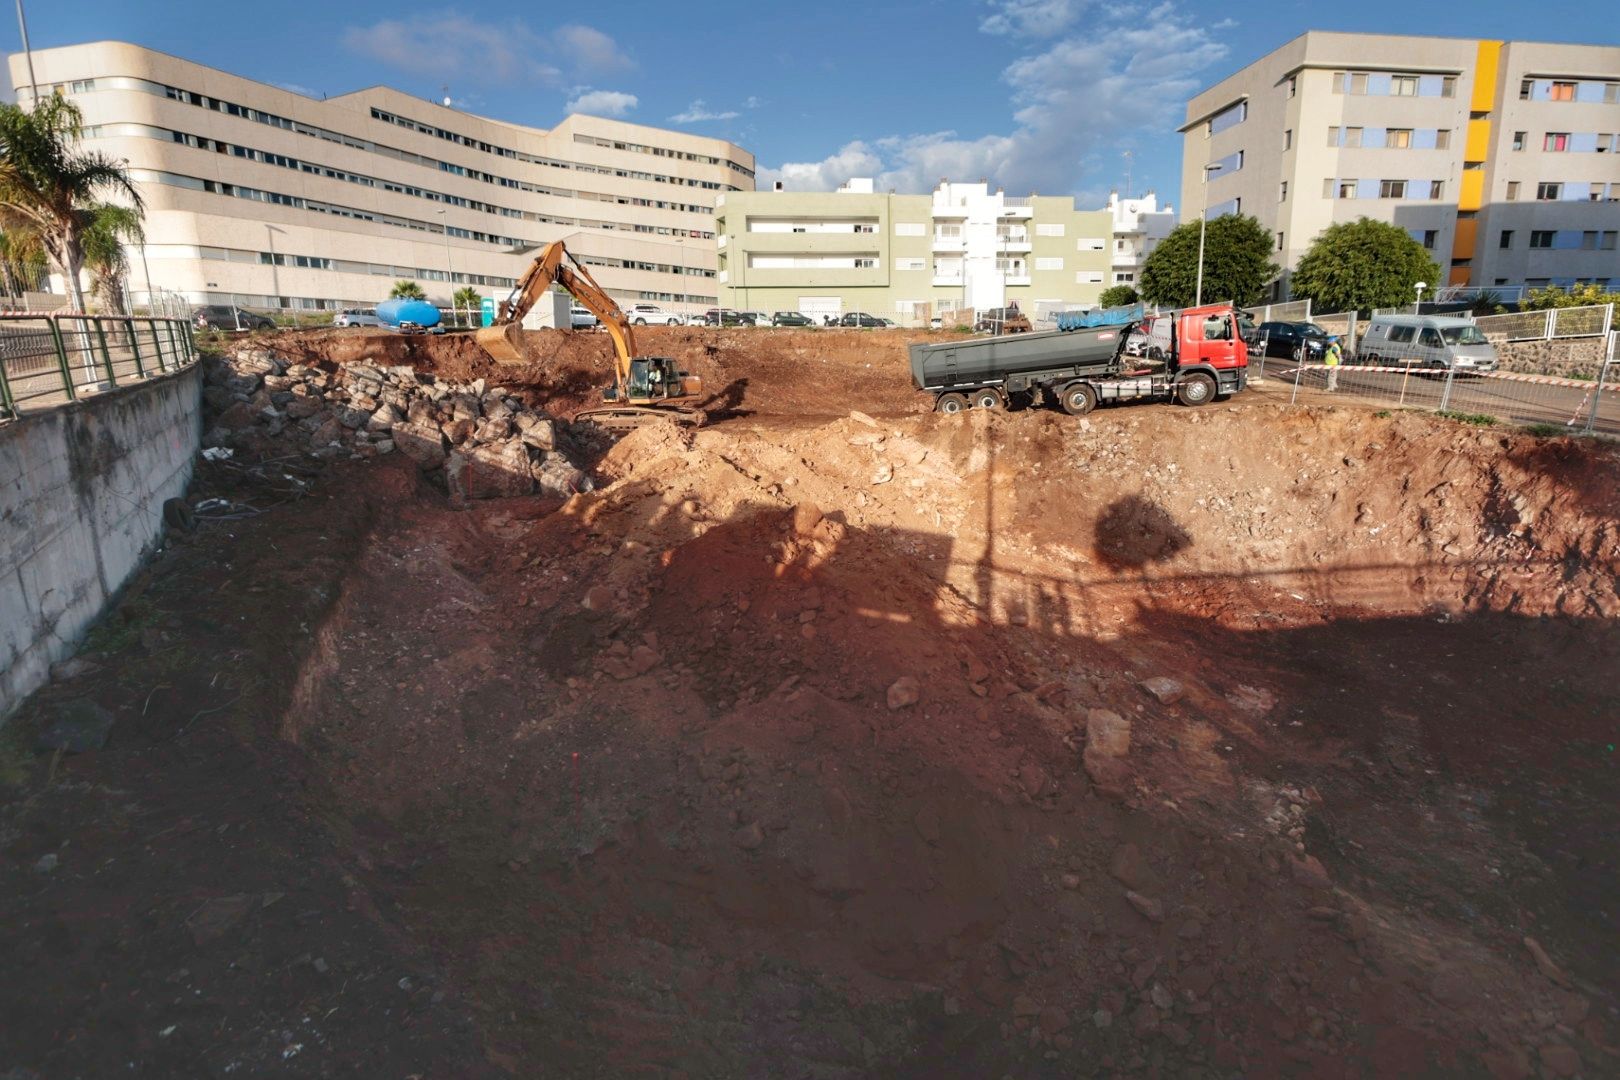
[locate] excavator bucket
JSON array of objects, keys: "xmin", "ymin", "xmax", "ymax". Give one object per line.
[{"xmin": 475, "ymin": 322, "xmax": 527, "ymax": 364}]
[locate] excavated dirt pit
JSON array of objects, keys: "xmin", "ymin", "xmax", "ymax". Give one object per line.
[{"xmin": 4, "ymin": 327, "xmax": 1619, "ymax": 1078}]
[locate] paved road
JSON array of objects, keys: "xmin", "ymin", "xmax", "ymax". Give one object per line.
[{"xmin": 1255, "ymin": 361, "xmax": 1619, "ymax": 435}]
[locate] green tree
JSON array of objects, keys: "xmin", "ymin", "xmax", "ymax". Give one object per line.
[
  {"xmin": 0, "ymin": 95, "xmax": 143, "ymax": 315},
  {"xmin": 389, "ymin": 280, "xmax": 427, "ymax": 300},
  {"xmin": 1097, "ymin": 284, "xmax": 1139, "ymax": 308},
  {"xmin": 82, "ymin": 203, "xmax": 144, "ymax": 314},
  {"xmin": 1519, "ymin": 282, "xmax": 1620, "ymax": 310},
  {"xmin": 453, "ymin": 285, "xmax": 481, "ymax": 310},
  {"xmin": 1139, "ymin": 214, "xmax": 1278, "ymax": 309},
  {"xmin": 1290, "ymin": 218, "xmax": 1441, "ymax": 314},
  {"xmin": 0, "ymin": 228, "xmax": 48, "ymax": 297}
]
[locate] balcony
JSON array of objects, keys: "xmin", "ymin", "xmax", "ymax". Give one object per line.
[
  {"xmin": 1003, "ymin": 274, "xmax": 1032, "ymax": 286},
  {"xmin": 932, "ymin": 273, "xmax": 964, "ymax": 287},
  {"xmin": 931, "ymin": 234, "xmax": 966, "ymax": 251},
  {"xmin": 996, "ymin": 231, "xmax": 1032, "ymax": 253},
  {"xmin": 999, "ymin": 199, "xmax": 1034, "ymax": 219}
]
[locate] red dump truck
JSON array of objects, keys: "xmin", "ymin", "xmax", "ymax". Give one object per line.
[{"xmin": 909, "ymin": 303, "xmax": 1249, "ymax": 415}]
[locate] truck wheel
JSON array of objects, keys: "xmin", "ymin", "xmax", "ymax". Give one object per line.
[
  {"xmin": 1177, "ymin": 373, "xmax": 1216, "ymax": 406},
  {"xmin": 972, "ymin": 389, "xmax": 1002, "ymax": 410},
  {"xmin": 936, "ymin": 393, "xmax": 968, "ymax": 415},
  {"xmin": 1059, "ymin": 383, "xmax": 1097, "ymax": 416}
]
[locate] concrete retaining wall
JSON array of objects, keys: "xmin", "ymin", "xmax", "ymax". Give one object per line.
[{"xmin": 0, "ymin": 365, "xmax": 202, "ymax": 718}]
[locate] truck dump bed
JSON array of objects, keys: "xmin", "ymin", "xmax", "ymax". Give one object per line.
[{"xmin": 909, "ymin": 324, "xmax": 1130, "ymax": 391}]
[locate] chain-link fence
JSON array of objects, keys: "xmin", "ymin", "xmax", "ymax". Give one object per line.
[
  {"xmin": 1270, "ymin": 329, "xmax": 1618, "ymax": 436},
  {"xmin": 0, "ymin": 314, "xmax": 198, "ymax": 419}
]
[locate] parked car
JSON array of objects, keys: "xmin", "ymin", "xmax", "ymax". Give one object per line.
[
  {"xmin": 771, "ymin": 311, "xmax": 814, "ymax": 327},
  {"xmin": 739, "ymin": 310, "xmax": 771, "ymax": 327},
  {"xmin": 622, "ymin": 304, "xmax": 684, "ymax": 326},
  {"xmin": 973, "ymin": 306, "xmax": 1033, "ymax": 333},
  {"xmin": 334, "ymin": 307, "xmax": 381, "ymax": 328},
  {"xmin": 570, "ymin": 305, "xmax": 599, "ymax": 329},
  {"xmin": 1359, "ymin": 314, "xmax": 1499, "ymax": 372},
  {"xmin": 839, "ymin": 311, "xmax": 885, "ymax": 328},
  {"xmin": 193, "ymin": 305, "xmax": 274, "ymax": 331},
  {"xmin": 1256, "ymin": 321, "xmax": 1331, "ymax": 360},
  {"xmin": 701, "ymin": 308, "xmax": 753, "ymax": 326}
]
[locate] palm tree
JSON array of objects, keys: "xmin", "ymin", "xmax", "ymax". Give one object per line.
[
  {"xmin": 0, "ymin": 95, "xmax": 143, "ymax": 314},
  {"xmin": 82, "ymin": 203, "xmax": 144, "ymax": 315},
  {"xmin": 389, "ymin": 280, "xmax": 427, "ymax": 300},
  {"xmin": 453, "ymin": 285, "xmax": 481, "ymax": 326},
  {"xmin": 0, "ymin": 228, "xmax": 48, "ymax": 299}
]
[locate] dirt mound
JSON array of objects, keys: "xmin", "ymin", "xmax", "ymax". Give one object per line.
[
  {"xmin": 4, "ymin": 371, "xmax": 1619, "ymax": 1076},
  {"xmin": 276, "ymin": 325, "xmax": 947, "ymax": 420}
]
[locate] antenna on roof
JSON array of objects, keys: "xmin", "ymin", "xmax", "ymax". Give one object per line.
[
  {"xmin": 1123, "ymin": 149, "xmax": 1133, "ymax": 198},
  {"xmin": 442, "ymin": 85, "xmax": 453, "ymax": 108}
]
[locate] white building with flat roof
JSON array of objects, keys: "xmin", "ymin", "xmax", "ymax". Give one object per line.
[
  {"xmin": 1180, "ymin": 32, "xmax": 1620, "ymax": 296},
  {"xmin": 1103, "ymin": 191, "xmax": 1176, "ymax": 290},
  {"xmin": 6, "ymin": 41, "xmax": 756, "ymax": 314}
]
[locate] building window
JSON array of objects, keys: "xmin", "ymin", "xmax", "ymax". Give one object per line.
[
  {"xmin": 1035, "ymin": 223, "xmax": 1065, "ymax": 236},
  {"xmin": 1512, "ymin": 131, "xmax": 1526, "ymax": 150},
  {"xmin": 1208, "ymin": 101, "xmax": 1247, "ymax": 135},
  {"xmin": 1550, "ymin": 81, "xmax": 1576, "ymax": 101},
  {"xmin": 895, "ymin": 257, "xmax": 927, "ymax": 271},
  {"xmin": 1380, "ymin": 179, "xmax": 1407, "ymax": 198},
  {"xmin": 1283, "ymin": 129, "xmax": 1293, "ymax": 150},
  {"xmin": 1536, "ymin": 182, "xmax": 1562, "ymax": 200},
  {"xmin": 1114, "ymin": 271, "xmax": 1134, "ymax": 283},
  {"xmin": 1429, "ymin": 180, "xmax": 1445, "ymax": 199},
  {"xmin": 1392, "ymin": 75, "xmax": 1419, "ymax": 96},
  {"xmin": 1279, "ymin": 180, "xmax": 1288, "ymax": 202},
  {"xmin": 1603, "ymin": 231, "xmax": 1618, "ymax": 250},
  {"xmin": 1500, "ymin": 230, "xmax": 1514, "ymax": 248},
  {"xmin": 1036, "ymin": 257, "xmax": 1064, "ymax": 270},
  {"xmin": 1422, "ymin": 230, "xmax": 1438, "ymax": 249},
  {"xmin": 1343, "ymin": 127, "xmax": 1363, "ymax": 148},
  {"xmin": 1434, "ymin": 130, "xmax": 1450, "ymax": 149},
  {"xmin": 893, "ymin": 222, "xmax": 925, "ymax": 236},
  {"xmin": 1581, "ymin": 231, "xmax": 1600, "ymax": 249},
  {"xmin": 1286, "ymin": 76, "xmax": 1297, "ymax": 98},
  {"xmin": 1530, "ymin": 231, "xmax": 1555, "ymax": 248},
  {"xmin": 1545, "ymin": 132, "xmax": 1570, "ymax": 152},
  {"xmin": 1276, "ymin": 231, "xmax": 1285, "ymax": 252},
  {"xmin": 1442, "ymin": 76, "xmax": 1457, "ymax": 97},
  {"xmin": 1519, "ymin": 79, "xmax": 1533, "ymax": 100},
  {"xmin": 1608, "ymin": 84, "xmax": 1620, "ymax": 104},
  {"xmin": 1387, "ymin": 128, "xmax": 1412, "ymax": 148},
  {"xmin": 1507, "ymin": 181, "xmax": 1520, "ymax": 200},
  {"xmin": 1327, "ymin": 126, "xmax": 1339, "ymax": 147}
]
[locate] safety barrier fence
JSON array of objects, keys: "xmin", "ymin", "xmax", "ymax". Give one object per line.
[
  {"xmin": 0, "ymin": 313, "xmax": 198, "ymax": 419},
  {"xmin": 1267, "ymin": 330, "xmax": 1619, "ymax": 436}
]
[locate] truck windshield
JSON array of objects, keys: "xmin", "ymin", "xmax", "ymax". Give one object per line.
[{"xmin": 1441, "ymin": 326, "xmax": 1488, "ymax": 345}]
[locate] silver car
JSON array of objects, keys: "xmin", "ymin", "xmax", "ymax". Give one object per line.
[{"xmin": 334, "ymin": 307, "xmax": 381, "ymax": 327}]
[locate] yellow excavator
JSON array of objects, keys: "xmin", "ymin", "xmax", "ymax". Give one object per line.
[{"xmin": 475, "ymin": 240, "xmax": 703, "ymax": 429}]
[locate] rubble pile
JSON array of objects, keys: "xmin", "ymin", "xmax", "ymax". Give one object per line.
[{"xmin": 201, "ymin": 345, "xmax": 598, "ymax": 499}]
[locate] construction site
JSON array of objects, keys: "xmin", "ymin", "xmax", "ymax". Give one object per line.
[{"xmin": 3, "ymin": 314, "xmax": 1619, "ymax": 1079}]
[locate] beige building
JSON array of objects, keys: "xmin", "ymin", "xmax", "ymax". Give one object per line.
[
  {"xmin": 7, "ymin": 41, "xmax": 756, "ymax": 314},
  {"xmin": 717, "ymin": 178, "xmax": 1114, "ymax": 324},
  {"xmin": 1181, "ymin": 32, "xmax": 1620, "ymax": 296}
]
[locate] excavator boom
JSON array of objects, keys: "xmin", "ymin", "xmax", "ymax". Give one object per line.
[{"xmin": 474, "ymin": 240, "xmax": 703, "ymax": 429}]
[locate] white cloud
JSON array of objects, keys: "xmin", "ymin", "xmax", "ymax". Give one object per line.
[
  {"xmin": 761, "ymin": 3, "xmax": 1226, "ymax": 204},
  {"xmin": 669, "ymin": 99, "xmax": 740, "ymax": 123},
  {"xmin": 342, "ymin": 14, "xmax": 631, "ymax": 87},
  {"xmin": 743, "ymin": 95, "xmax": 763, "ymax": 109},
  {"xmin": 566, "ymin": 88, "xmax": 638, "ymax": 117},
  {"xmin": 979, "ymin": 0, "xmax": 1085, "ymax": 36}
]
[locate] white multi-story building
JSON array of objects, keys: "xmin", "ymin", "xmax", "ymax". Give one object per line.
[
  {"xmin": 1180, "ymin": 32, "xmax": 1620, "ymax": 295},
  {"xmin": 6, "ymin": 41, "xmax": 756, "ymax": 313},
  {"xmin": 718, "ymin": 179, "xmax": 1114, "ymax": 321},
  {"xmin": 1102, "ymin": 191, "xmax": 1176, "ymax": 289}
]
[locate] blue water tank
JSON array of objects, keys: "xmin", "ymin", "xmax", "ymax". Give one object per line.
[{"xmin": 376, "ymin": 298, "xmax": 442, "ymax": 329}]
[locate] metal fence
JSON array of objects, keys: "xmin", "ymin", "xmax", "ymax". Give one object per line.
[
  {"xmin": 1243, "ymin": 299, "xmax": 1313, "ymax": 324},
  {"xmin": 0, "ymin": 313, "xmax": 198, "ymax": 419},
  {"xmin": 1474, "ymin": 303, "xmax": 1613, "ymax": 342},
  {"xmin": 1268, "ymin": 329, "xmax": 1619, "ymax": 436}
]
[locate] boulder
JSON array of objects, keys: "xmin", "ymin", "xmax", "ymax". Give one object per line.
[
  {"xmin": 886, "ymin": 676, "xmax": 921, "ymax": 710},
  {"xmin": 367, "ymin": 403, "xmax": 404, "ymax": 432},
  {"xmin": 447, "ymin": 440, "xmax": 535, "ymax": 500},
  {"xmin": 392, "ymin": 422, "xmax": 449, "ymax": 469},
  {"xmin": 1084, "ymin": 708, "xmax": 1133, "ymax": 793},
  {"xmin": 285, "ymin": 395, "xmax": 323, "ymax": 420},
  {"xmin": 531, "ymin": 454, "xmax": 589, "ymax": 498},
  {"xmin": 516, "ymin": 414, "xmax": 557, "ymax": 450},
  {"xmin": 1140, "ymin": 676, "xmax": 1186, "ymax": 705},
  {"xmin": 336, "ymin": 406, "xmax": 371, "ymax": 430},
  {"xmin": 216, "ymin": 401, "xmax": 259, "ymax": 431}
]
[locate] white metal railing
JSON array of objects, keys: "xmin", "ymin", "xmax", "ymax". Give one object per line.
[{"xmin": 1475, "ymin": 303, "xmax": 1612, "ymax": 342}]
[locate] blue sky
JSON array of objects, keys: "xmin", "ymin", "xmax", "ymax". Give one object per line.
[{"xmin": 4, "ymin": 1, "xmax": 1609, "ymax": 211}]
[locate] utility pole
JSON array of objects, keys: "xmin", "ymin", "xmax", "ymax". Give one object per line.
[
  {"xmin": 14, "ymin": 0, "xmax": 39, "ymax": 106},
  {"xmin": 1194, "ymin": 163, "xmax": 1223, "ymax": 307}
]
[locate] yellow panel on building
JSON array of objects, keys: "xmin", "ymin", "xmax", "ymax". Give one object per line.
[
  {"xmin": 1450, "ymin": 217, "xmax": 1478, "ymax": 261},
  {"xmin": 1470, "ymin": 40, "xmax": 1502, "ymax": 113},
  {"xmin": 1448, "ymin": 265, "xmax": 1472, "ymax": 286},
  {"xmin": 1465, "ymin": 119, "xmax": 1492, "ymax": 163},
  {"xmin": 1458, "ymin": 171, "xmax": 1485, "ymax": 212}
]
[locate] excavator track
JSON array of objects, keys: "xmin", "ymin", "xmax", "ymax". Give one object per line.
[{"xmin": 573, "ymin": 405, "xmax": 706, "ymax": 432}]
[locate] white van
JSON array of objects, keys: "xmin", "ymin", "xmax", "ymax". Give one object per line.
[{"xmin": 1359, "ymin": 314, "xmax": 1498, "ymax": 373}]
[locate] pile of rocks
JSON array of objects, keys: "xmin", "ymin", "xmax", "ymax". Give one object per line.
[{"xmin": 202, "ymin": 346, "xmax": 596, "ymax": 500}]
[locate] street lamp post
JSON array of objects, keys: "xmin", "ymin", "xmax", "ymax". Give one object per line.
[
  {"xmin": 437, "ymin": 209, "xmax": 455, "ymax": 324},
  {"xmin": 1194, "ymin": 163, "xmax": 1224, "ymax": 307},
  {"xmin": 1414, "ymin": 280, "xmax": 1427, "ymax": 315}
]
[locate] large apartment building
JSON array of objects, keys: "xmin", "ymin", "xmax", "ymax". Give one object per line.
[
  {"xmin": 1181, "ymin": 33, "xmax": 1620, "ymax": 296},
  {"xmin": 6, "ymin": 41, "xmax": 755, "ymax": 313},
  {"xmin": 1103, "ymin": 190, "xmax": 1176, "ymax": 290},
  {"xmin": 716, "ymin": 179, "xmax": 1114, "ymax": 323}
]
